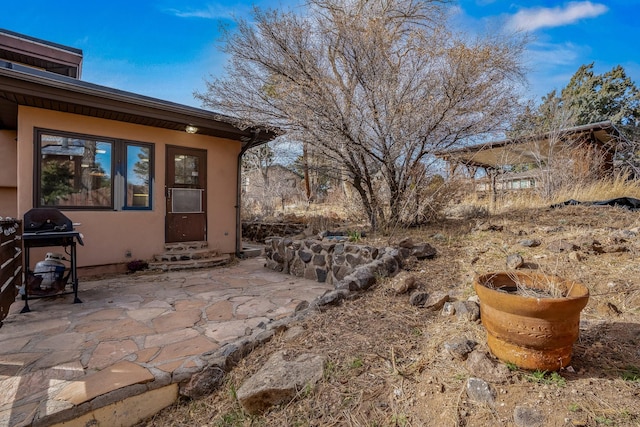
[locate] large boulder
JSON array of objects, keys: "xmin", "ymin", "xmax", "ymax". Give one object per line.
[{"xmin": 236, "ymin": 350, "xmax": 325, "ymax": 414}]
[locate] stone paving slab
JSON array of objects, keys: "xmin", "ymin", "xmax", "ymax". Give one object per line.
[{"xmin": 0, "ymin": 257, "xmax": 332, "ymax": 427}]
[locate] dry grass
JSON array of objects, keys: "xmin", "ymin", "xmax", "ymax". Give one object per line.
[
  {"xmin": 141, "ymin": 199, "xmax": 640, "ymax": 427},
  {"xmin": 480, "ymin": 271, "xmax": 572, "ymax": 299},
  {"xmin": 452, "ymin": 175, "xmax": 640, "ymax": 217},
  {"xmin": 551, "ymin": 173, "xmax": 640, "ymax": 204}
]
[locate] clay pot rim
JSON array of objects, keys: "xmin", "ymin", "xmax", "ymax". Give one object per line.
[{"xmin": 474, "ymin": 271, "xmax": 590, "ymax": 302}]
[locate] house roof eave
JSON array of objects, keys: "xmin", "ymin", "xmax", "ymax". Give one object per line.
[{"xmin": 0, "ymin": 61, "xmax": 278, "ymax": 145}]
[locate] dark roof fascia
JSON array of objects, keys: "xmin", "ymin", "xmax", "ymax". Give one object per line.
[
  {"xmin": 0, "ymin": 61, "xmax": 277, "ymax": 147},
  {"xmin": 0, "ymin": 29, "xmax": 83, "ymax": 78},
  {"xmin": 0, "ymin": 28, "xmax": 83, "ymax": 56}
]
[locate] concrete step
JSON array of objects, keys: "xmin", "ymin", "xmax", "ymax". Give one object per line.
[
  {"xmin": 238, "ymin": 244, "xmax": 263, "ymax": 259},
  {"xmin": 163, "ymin": 241, "xmax": 209, "ymax": 252},
  {"xmin": 153, "ymin": 248, "xmax": 218, "ymax": 262},
  {"xmin": 148, "ymin": 254, "xmax": 232, "ymax": 272}
]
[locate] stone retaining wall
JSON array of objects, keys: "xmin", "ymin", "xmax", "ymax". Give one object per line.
[
  {"xmin": 264, "ymin": 237, "xmax": 436, "ymax": 291},
  {"xmin": 242, "ymin": 222, "xmax": 305, "ymax": 243}
]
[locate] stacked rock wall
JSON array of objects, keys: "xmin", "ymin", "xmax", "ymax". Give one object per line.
[
  {"xmin": 264, "ymin": 237, "xmax": 435, "ymax": 290},
  {"xmin": 242, "ymin": 222, "xmax": 305, "ymax": 243}
]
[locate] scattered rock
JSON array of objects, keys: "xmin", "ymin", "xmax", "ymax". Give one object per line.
[
  {"xmin": 444, "ymin": 337, "xmax": 477, "ymax": 360},
  {"xmin": 441, "ymin": 301, "xmax": 480, "ymax": 320},
  {"xmin": 441, "ymin": 302, "xmax": 455, "ymax": 316},
  {"xmin": 506, "ymin": 253, "xmax": 524, "ymax": 269},
  {"xmin": 390, "ymin": 271, "xmax": 417, "ymax": 295},
  {"xmin": 314, "ymin": 289, "xmax": 348, "ymax": 307},
  {"xmin": 466, "ymin": 350, "xmax": 510, "ymax": 383},
  {"xmin": 294, "ymin": 300, "xmax": 309, "ymax": 313},
  {"xmin": 519, "ymin": 239, "xmax": 541, "ymax": 247},
  {"xmin": 444, "ymin": 300, "xmax": 480, "ymax": 322},
  {"xmin": 180, "ymin": 364, "xmax": 226, "ymax": 399},
  {"xmin": 400, "ymin": 255, "xmax": 419, "ymax": 270},
  {"xmin": 409, "ymin": 291, "xmax": 430, "ymax": 307},
  {"xmin": 546, "ymin": 240, "xmax": 578, "ymax": 253},
  {"xmin": 340, "ymin": 267, "xmax": 377, "ymax": 291},
  {"xmin": 475, "ymin": 222, "xmax": 504, "ymax": 232},
  {"xmin": 376, "ymin": 255, "xmax": 401, "ymax": 277},
  {"xmin": 398, "ymin": 237, "xmax": 415, "ymax": 248},
  {"xmin": 237, "ymin": 350, "xmax": 325, "ymax": 414},
  {"xmin": 412, "ymin": 243, "xmax": 437, "ymax": 259},
  {"xmin": 514, "ymin": 406, "xmax": 546, "ymax": 427},
  {"xmin": 424, "ymin": 291, "xmax": 450, "ymax": 311},
  {"xmin": 466, "ymin": 377, "xmax": 496, "ymax": 405}
]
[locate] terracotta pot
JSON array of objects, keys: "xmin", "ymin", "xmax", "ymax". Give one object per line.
[{"xmin": 474, "ymin": 271, "xmax": 589, "ymax": 371}]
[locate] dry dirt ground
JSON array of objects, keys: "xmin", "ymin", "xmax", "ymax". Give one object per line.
[{"xmin": 141, "ymin": 205, "xmax": 640, "ymax": 427}]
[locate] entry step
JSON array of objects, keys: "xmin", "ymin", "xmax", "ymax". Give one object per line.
[
  {"xmin": 148, "ymin": 254, "xmax": 232, "ymax": 271},
  {"xmin": 163, "ymin": 241, "xmax": 210, "ymax": 251},
  {"xmin": 153, "ymin": 248, "xmax": 218, "ymax": 262}
]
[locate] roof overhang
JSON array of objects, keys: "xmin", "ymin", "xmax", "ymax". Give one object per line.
[
  {"xmin": 0, "ymin": 28, "xmax": 83, "ymax": 78},
  {"xmin": 437, "ymin": 121, "xmax": 626, "ymax": 169},
  {"xmin": 0, "ymin": 61, "xmax": 277, "ymax": 150}
]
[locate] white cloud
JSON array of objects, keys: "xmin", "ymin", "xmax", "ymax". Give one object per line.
[
  {"xmin": 508, "ymin": 1, "xmax": 608, "ymax": 32},
  {"xmin": 163, "ymin": 4, "xmax": 241, "ymax": 20},
  {"xmin": 526, "ymin": 41, "xmax": 584, "ymax": 67},
  {"xmin": 523, "ymin": 40, "xmax": 592, "ymax": 98}
]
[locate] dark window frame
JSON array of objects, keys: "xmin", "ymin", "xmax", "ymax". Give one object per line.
[
  {"xmin": 34, "ymin": 128, "xmax": 154, "ymax": 211},
  {"xmin": 123, "ymin": 140, "xmax": 154, "ymax": 211}
]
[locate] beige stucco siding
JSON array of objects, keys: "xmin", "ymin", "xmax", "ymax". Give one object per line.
[
  {"xmin": 17, "ymin": 106, "xmax": 241, "ymax": 268},
  {"xmin": 0, "ymin": 130, "xmax": 17, "ymax": 217},
  {"xmin": 205, "ymin": 134, "xmax": 241, "ymax": 253}
]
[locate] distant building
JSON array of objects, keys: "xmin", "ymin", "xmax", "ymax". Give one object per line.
[{"xmin": 437, "ymin": 121, "xmax": 629, "ymax": 198}]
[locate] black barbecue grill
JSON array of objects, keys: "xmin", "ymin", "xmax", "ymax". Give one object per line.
[{"xmin": 22, "ymin": 208, "xmax": 84, "ymax": 312}]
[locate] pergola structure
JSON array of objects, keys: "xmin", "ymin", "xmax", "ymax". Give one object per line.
[{"xmin": 436, "ymin": 121, "xmax": 629, "ymax": 198}]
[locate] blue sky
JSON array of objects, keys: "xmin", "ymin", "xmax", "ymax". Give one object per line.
[{"xmin": 2, "ymin": 1, "xmax": 638, "ymax": 108}]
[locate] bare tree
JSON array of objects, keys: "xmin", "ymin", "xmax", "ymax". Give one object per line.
[
  {"xmin": 197, "ymin": 0, "xmax": 526, "ymax": 229},
  {"xmin": 242, "ymin": 139, "xmax": 303, "ymax": 216}
]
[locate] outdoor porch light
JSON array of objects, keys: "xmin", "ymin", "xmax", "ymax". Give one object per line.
[{"xmin": 185, "ymin": 125, "xmax": 198, "ymax": 134}]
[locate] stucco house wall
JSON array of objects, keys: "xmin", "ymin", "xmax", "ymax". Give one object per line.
[
  {"xmin": 1, "ymin": 28, "xmax": 276, "ymax": 273},
  {"xmin": 0, "ymin": 129, "xmax": 17, "ymax": 218},
  {"xmin": 17, "ymin": 107, "xmax": 241, "ymax": 269}
]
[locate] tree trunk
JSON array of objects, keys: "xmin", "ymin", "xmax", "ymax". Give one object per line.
[{"xmin": 302, "ymin": 142, "xmax": 312, "ymax": 202}]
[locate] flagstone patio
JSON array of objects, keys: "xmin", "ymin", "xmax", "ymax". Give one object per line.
[{"xmin": 0, "ymin": 257, "xmax": 332, "ymax": 427}]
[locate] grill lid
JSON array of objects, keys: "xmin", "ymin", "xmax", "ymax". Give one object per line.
[{"xmin": 23, "ymin": 208, "xmax": 74, "ymax": 233}]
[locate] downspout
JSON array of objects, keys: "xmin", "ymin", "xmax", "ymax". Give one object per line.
[{"xmin": 235, "ymin": 131, "xmax": 259, "ymax": 257}]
